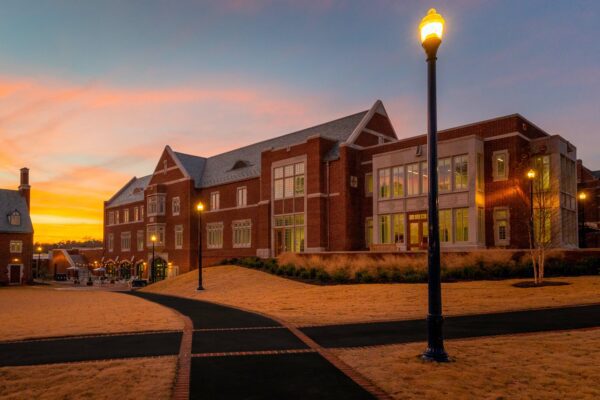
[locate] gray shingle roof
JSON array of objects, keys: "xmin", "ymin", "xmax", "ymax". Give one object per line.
[
  {"xmin": 0, "ymin": 189, "xmax": 33, "ymax": 234},
  {"xmin": 592, "ymin": 170, "xmax": 600, "ymax": 180},
  {"xmin": 107, "ymin": 175, "xmax": 152, "ymax": 207},
  {"xmin": 182, "ymin": 110, "xmax": 368, "ymax": 188}
]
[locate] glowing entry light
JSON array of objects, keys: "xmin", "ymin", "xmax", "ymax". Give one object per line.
[
  {"xmin": 196, "ymin": 202, "xmax": 205, "ymax": 212},
  {"xmin": 579, "ymin": 192, "xmax": 587, "ymax": 201},
  {"xmin": 151, "ymin": 235, "xmax": 157, "ymax": 242},
  {"xmin": 419, "ymin": 8, "xmax": 445, "ymax": 44},
  {"xmin": 527, "ymin": 169, "xmax": 536, "ymax": 179}
]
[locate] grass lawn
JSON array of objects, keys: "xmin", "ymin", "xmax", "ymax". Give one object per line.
[
  {"xmin": 0, "ymin": 356, "xmax": 177, "ymax": 400},
  {"xmin": 334, "ymin": 329, "xmax": 600, "ymax": 400},
  {"xmin": 0, "ymin": 286, "xmax": 184, "ymax": 341},
  {"xmin": 143, "ymin": 266, "xmax": 600, "ymax": 326}
]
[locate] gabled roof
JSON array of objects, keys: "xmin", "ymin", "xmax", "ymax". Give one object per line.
[
  {"xmin": 592, "ymin": 170, "xmax": 600, "ymax": 180},
  {"xmin": 106, "ymin": 175, "xmax": 152, "ymax": 208},
  {"xmin": 176, "ymin": 108, "xmax": 371, "ymax": 188},
  {"xmin": 0, "ymin": 189, "xmax": 33, "ymax": 234}
]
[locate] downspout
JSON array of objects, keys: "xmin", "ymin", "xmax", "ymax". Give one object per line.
[{"xmin": 326, "ymin": 160, "xmax": 330, "ymax": 251}]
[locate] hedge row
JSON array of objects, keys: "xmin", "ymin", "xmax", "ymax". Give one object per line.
[{"xmin": 218, "ymin": 256, "xmax": 600, "ymax": 285}]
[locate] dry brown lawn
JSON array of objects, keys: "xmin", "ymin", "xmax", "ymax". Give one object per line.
[
  {"xmin": 0, "ymin": 356, "xmax": 176, "ymax": 400},
  {"xmin": 0, "ymin": 286, "xmax": 184, "ymax": 341},
  {"xmin": 143, "ymin": 266, "xmax": 600, "ymax": 326},
  {"xmin": 334, "ymin": 329, "xmax": 600, "ymax": 400}
]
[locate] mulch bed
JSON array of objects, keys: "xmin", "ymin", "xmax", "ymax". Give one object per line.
[{"xmin": 512, "ymin": 281, "xmax": 571, "ymax": 288}]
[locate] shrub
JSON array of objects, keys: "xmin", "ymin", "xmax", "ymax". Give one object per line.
[{"xmin": 331, "ymin": 268, "xmax": 351, "ymax": 283}]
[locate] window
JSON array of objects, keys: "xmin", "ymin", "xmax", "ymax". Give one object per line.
[
  {"xmin": 439, "ymin": 209, "xmax": 452, "ymax": 242},
  {"xmin": 478, "ymin": 207, "xmax": 485, "ymax": 243},
  {"xmin": 454, "ymin": 208, "xmax": 469, "ymax": 242},
  {"xmin": 534, "ymin": 208, "xmax": 551, "ymax": 244},
  {"xmin": 175, "ymin": 225, "xmax": 183, "ymax": 249},
  {"xmin": 407, "ymin": 163, "xmax": 420, "ymax": 195},
  {"xmin": 147, "ymin": 195, "xmax": 166, "ymax": 216},
  {"xmin": 9, "ymin": 240, "xmax": 22, "ymax": 253},
  {"xmin": 392, "ymin": 166, "xmax": 404, "ymax": 197},
  {"xmin": 493, "ymin": 151, "xmax": 508, "ymax": 181},
  {"xmin": 115, "ymin": 210, "xmax": 120, "ymax": 225},
  {"xmin": 137, "ymin": 230, "xmax": 144, "ymax": 251},
  {"xmin": 365, "ymin": 218, "xmax": 373, "ymax": 248},
  {"xmin": 365, "ymin": 173, "xmax": 373, "ymax": 196},
  {"xmin": 108, "ymin": 211, "xmax": 115, "ymax": 226},
  {"xmin": 236, "ymin": 187, "xmax": 247, "ymax": 207},
  {"xmin": 232, "ymin": 220, "xmax": 252, "ymax": 248},
  {"xmin": 123, "ymin": 208, "xmax": 129, "ymax": 223},
  {"xmin": 438, "ymin": 158, "xmax": 452, "ymax": 192},
  {"xmin": 274, "ymin": 213, "xmax": 305, "ymax": 252},
  {"xmin": 121, "ymin": 232, "xmax": 131, "ymax": 252},
  {"xmin": 534, "ymin": 155, "xmax": 550, "ymax": 191},
  {"xmin": 378, "ymin": 169, "xmax": 390, "ymax": 199},
  {"xmin": 454, "ymin": 155, "xmax": 468, "ymax": 190},
  {"xmin": 392, "ymin": 213, "xmax": 405, "ymax": 244},
  {"xmin": 379, "ymin": 215, "xmax": 392, "ymax": 244},
  {"xmin": 494, "ymin": 208, "xmax": 509, "ymax": 245},
  {"xmin": 477, "ymin": 153, "xmax": 484, "ymax": 191},
  {"xmin": 134, "ymin": 207, "xmax": 139, "ymax": 222},
  {"xmin": 140, "ymin": 206, "xmax": 144, "ymax": 220},
  {"xmin": 147, "ymin": 224, "xmax": 166, "ymax": 246},
  {"xmin": 207, "ymin": 222, "xmax": 224, "ymax": 248},
  {"xmin": 108, "ymin": 234, "xmax": 114, "ymax": 253},
  {"xmin": 7, "ymin": 210, "xmax": 21, "ymax": 226},
  {"xmin": 274, "ymin": 162, "xmax": 305, "ymax": 199},
  {"xmin": 172, "ymin": 197, "xmax": 181, "ymax": 216},
  {"xmin": 210, "ymin": 192, "xmax": 220, "ymax": 211},
  {"xmin": 420, "ymin": 162, "xmax": 429, "ymax": 194}
]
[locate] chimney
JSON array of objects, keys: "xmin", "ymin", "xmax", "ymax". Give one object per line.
[{"xmin": 19, "ymin": 167, "xmax": 30, "ymax": 209}]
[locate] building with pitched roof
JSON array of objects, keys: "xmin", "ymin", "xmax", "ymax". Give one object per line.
[
  {"xmin": 1, "ymin": 168, "xmax": 33, "ymax": 285},
  {"xmin": 103, "ymin": 100, "xmax": 583, "ymax": 281}
]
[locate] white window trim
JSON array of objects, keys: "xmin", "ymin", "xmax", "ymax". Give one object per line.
[
  {"xmin": 137, "ymin": 230, "xmax": 145, "ymax": 251},
  {"xmin": 175, "ymin": 225, "xmax": 184, "ymax": 250},
  {"xmin": 210, "ymin": 192, "xmax": 220, "ymax": 211},
  {"xmin": 493, "ymin": 207, "xmax": 510, "ymax": 246},
  {"xmin": 9, "ymin": 240, "xmax": 23, "ymax": 253},
  {"xmin": 492, "ymin": 150, "xmax": 509, "ymax": 181},
  {"xmin": 172, "ymin": 196, "xmax": 181, "ymax": 216},
  {"xmin": 121, "ymin": 232, "xmax": 131, "ymax": 252},
  {"xmin": 232, "ymin": 219, "xmax": 252, "ymax": 248},
  {"xmin": 236, "ymin": 187, "xmax": 247, "ymax": 207},
  {"xmin": 207, "ymin": 222, "xmax": 224, "ymax": 249}
]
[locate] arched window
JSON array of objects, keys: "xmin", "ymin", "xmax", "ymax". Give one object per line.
[{"xmin": 8, "ymin": 210, "xmax": 20, "ymax": 226}]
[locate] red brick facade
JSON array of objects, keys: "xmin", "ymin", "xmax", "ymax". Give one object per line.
[{"xmin": 103, "ymin": 101, "xmax": 586, "ymax": 280}]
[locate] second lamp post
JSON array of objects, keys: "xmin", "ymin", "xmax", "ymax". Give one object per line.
[{"xmin": 196, "ymin": 202, "xmax": 205, "ymax": 290}]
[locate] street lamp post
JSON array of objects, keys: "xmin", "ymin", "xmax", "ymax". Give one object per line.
[
  {"xmin": 150, "ymin": 234, "xmax": 157, "ymax": 283},
  {"xmin": 419, "ymin": 8, "xmax": 449, "ymax": 362},
  {"xmin": 36, "ymin": 246, "xmax": 42, "ymax": 279},
  {"xmin": 196, "ymin": 202, "xmax": 205, "ymax": 291},
  {"xmin": 579, "ymin": 192, "xmax": 587, "ymax": 248},
  {"xmin": 527, "ymin": 169, "xmax": 536, "ymax": 248}
]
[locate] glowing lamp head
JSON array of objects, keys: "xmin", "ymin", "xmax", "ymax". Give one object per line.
[
  {"xmin": 527, "ymin": 169, "xmax": 536, "ymax": 180},
  {"xmin": 196, "ymin": 202, "xmax": 205, "ymax": 212},
  {"xmin": 419, "ymin": 8, "xmax": 445, "ymax": 44},
  {"xmin": 151, "ymin": 235, "xmax": 157, "ymax": 242},
  {"xmin": 579, "ymin": 192, "xmax": 587, "ymax": 201},
  {"xmin": 37, "ymin": 246, "xmax": 42, "ymax": 252}
]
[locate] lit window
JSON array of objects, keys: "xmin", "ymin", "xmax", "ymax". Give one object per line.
[
  {"xmin": 123, "ymin": 209, "xmax": 130, "ymax": 223},
  {"xmin": 147, "ymin": 225, "xmax": 166, "ymax": 246},
  {"xmin": 7, "ymin": 210, "xmax": 21, "ymax": 226},
  {"xmin": 478, "ymin": 207, "xmax": 485, "ymax": 243},
  {"xmin": 273, "ymin": 213, "xmax": 304, "ymax": 252},
  {"xmin": 236, "ymin": 187, "xmax": 247, "ymax": 207},
  {"xmin": 534, "ymin": 155, "xmax": 550, "ymax": 191},
  {"xmin": 210, "ymin": 192, "xmax": 220, "ymax": 211},
  {"xmin": 365, "ymin": 217, "xmax": 373, "ymax": 248},
  {"xmin": 378, "ymin": 169, "xmax": 390, "ymax": 199},
  {"xmin": 134, "ymin": 207, "xmax": 139, "ymax": 221},
  {"xmin": 439, "ymin": 209, "xmax": 452, "ymax": 242},
  {"xmin": 379, "ymin": 215, "xmax": 391, "ymax": 244},
  {"xmin": 393, "ymin": 213, "xmax": 405, "ymax": 244},
  {"xmin": 392, "ymin": 166, "xmax": 404, "ymax": 197},
  {"xmin": 407, "ymin": 163, "xmax": 420, "ymax": 195},
  {"xmin": 477, "ymin": 153, "xmax": 484, "ymax": 191},
  {"xmin": 172, "ymin": 197, "xmax": 181, "ymax": 216},
  {"xmin": 115, "ymin": 210, "xmax": 120, "ymax": 224},
  {"xmin": 365, "ymin": 173, "xmax": 373, "ymax": 196},
  {"xmin": 207, "ymin": 222, "xmax": 224, "ymax": 248},
  {"xmin": 438, "ymin": 158, "xmax": 451, "ymax": 192},
  {"xmin": 454, "ymin": 208, "xmax": 469, "ymax": 242},
  {"xmin": 493, "ymin": 151, "xmax": 508, "ymax": 181},
  {"xmin": 9, "ymin": 240, "xmax": 22, "ymax": 253},
  {"xmin": 121, "ymin": 232, "xmax": 131, "ymax": 252},
  {"xmin": 232, "ymin": 220, "xmax": 252, "ymax": 248},
  {"xmin": 454, "ymin": 155, "xmax": 468, "ymax": 190},
  {"xmin": 421, "ymin": 162, "xmax": 429, "ymax": 194},
  {"xmin": 108, "ymin": 211, "xmax": 115, "ymax": 226},
  {"xmin": 175, "ymin": 225, "xmax": 184, "ymax": 249}
]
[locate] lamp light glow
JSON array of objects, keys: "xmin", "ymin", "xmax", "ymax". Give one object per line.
[
  {"xmin": 196, "ymin": 202, "xmax": 205, "ymax": 212},
  {"xmin": 579, "ymin": 192, "xmax": 587, "ymax": 201},
  {"xmin": 527, "ymin": 169, "xmax": 536, "ymax": 179},
  {"xmin": 151, "ymin": 235, "xmax": 157, "ymax": 242},
  {"xmin": 37, "ymin": 246, "xmax": 42, "ymax": 252},
  {"xmin": 419, "ymin": 8, "xmax": 445, "ymax": 43}
]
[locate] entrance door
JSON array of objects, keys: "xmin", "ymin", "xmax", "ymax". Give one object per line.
[
  {"xmin": 8, "ymin": 264, "xmax": 21, "ymax": 284},
  {"xmin": 408, "ymin": 212, "xmax": 428, "ymax": 251},
  {"xmin": 274, "ymin": 228, "xmax": 294, "ymax": 257}
]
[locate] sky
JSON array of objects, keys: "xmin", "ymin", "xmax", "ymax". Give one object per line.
[{"xmin": 0, "ymin": 0, "xmax": 598, "ymax": 243}]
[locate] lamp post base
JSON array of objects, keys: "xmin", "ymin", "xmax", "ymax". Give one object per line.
[
  {"xmin": 422, "ymin": 314, "xmax": 449, "ymax": 362},
  {"xmin": 196, "ymin": 286, "xmax": 205, "ymax": 291},
  {"xmin": 421, "ymin": 348, "xmax": 450, "ymax": 363}
]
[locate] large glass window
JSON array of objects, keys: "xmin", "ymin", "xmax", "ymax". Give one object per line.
[
  {"xmin": 392, "ymin": 213, "xmax": 405, "ymax": 244},
  {"xmin": 274, "ymin": 163, "xmax": 304, "ymax": 199},
  {"xmin": 378, "ymin": 169, "xmax": 390, "ymax": 199},
  {"xmin": 365, "ymin": 173, "xmax": 373, "ymax": 196},
  {"xmin": 232, "ymin": 220, "xmax": 252, "ymax": 248},
  {"xmin": 534, "ymin": 155, "xmax": 550, "ymax": 191},
  {"xmin": 454, "ymin": 155, "xmax": 468, "ymax": 190},
  {"xmin": 439, "ymin": 209, "xmax": 452, "ymax": 242},
  {"xmin": 477, "ymin": 153, "xmax": 484, "ymax": 191},
  {"xmin": 534, "ymin": 208, "xmax": 551, "ymax": 244},
  {"xmin": 392, "ymin": 166, "xmax": 404, "ymax": 197},
  {"xmin": 207, "ymin": 223, "xmax": 224, "ymax": 248},
  {"xmin": 274, "ymin": 213, "xmax": 304, "ymax": 252},
  {"xmin": 379, "ymin": 215, "xmax": 391, "ymax": 244},
  {"xmin": 420, "ymin": 162, "xmax": 429, "ymax": 194},
  {"xmin": 454, "ymin": 208, "xmax": 469, "ymax": 242},
  {"xmin": 407, "ymin": 163, "xmax": 420, "ymax": 195},
  {"xmin": 478, "ymin": 207, "xmax": 485, "ymax": 243},
  {"xmin": 147, "ymin": 195, "xmax": 166, "ymax": 216},
  {"xmin": 147, "ymin": 224, "xmax": 166, "ymax": 246},
  {"xmin": 365, "ymin": 218, "xmax": 373, "ymax": 248},
  {"xmin": 438, "ymin": 158, "xmax": 452, "ymax": 192},
  {"xmin": 493, "ymin": 151, "xmax": 508, "ymax": 180}
]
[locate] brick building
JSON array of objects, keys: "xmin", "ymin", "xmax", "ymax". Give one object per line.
[
  {"xmin": 1, "ymin": 168, "xmax": 33, "ymax": 285},
  {"xmin": 104, "ymin": 100, "xmax": 583, "ymax": 280},
  {"xmin": 577, "ymin": 161, "xmax": 600, "ymax": 248}
]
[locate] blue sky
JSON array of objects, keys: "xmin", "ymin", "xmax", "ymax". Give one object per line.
[{"xmin": 0, "ymin": 0, "xmax": 598, "ymax": 241}]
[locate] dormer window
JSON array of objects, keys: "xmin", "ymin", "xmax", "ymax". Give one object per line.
[
  {"xmin": 231, "ymin": 160, "xmax": 251, "ymax": 170},
  {"xmin": 8, "ymin": 210, "xmax": 20, "ymax": 226}
]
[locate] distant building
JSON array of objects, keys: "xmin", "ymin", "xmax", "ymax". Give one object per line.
[
  {"xmin": 103, "ymin": 100, "xmax": 583, "ymax": 281},
  {"xmin": 577, "ymin": 161, "xmax": 600, "ymax": 248},
  {"xmin": 1, "ymin": 168, "xmax": 33, "ymax": 285}
]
